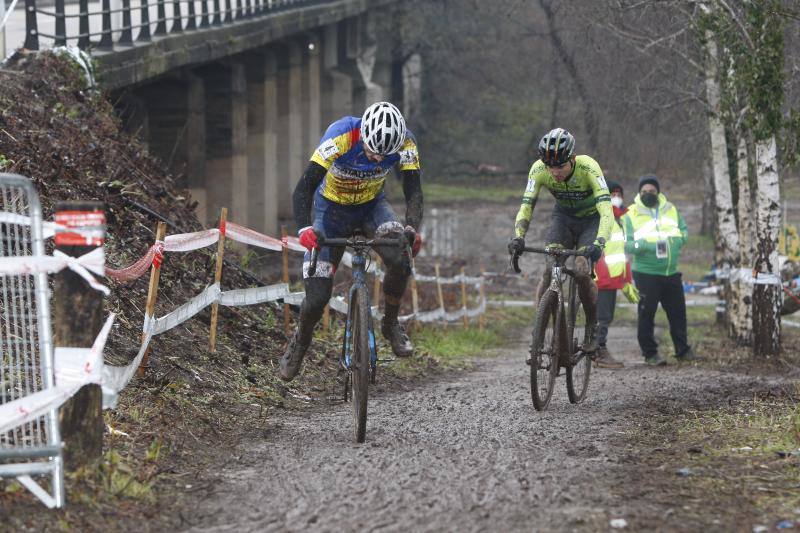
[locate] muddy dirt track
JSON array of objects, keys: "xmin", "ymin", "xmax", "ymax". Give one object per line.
[{"xmin": 181, "ymin": 326, "xmax": 775, "ymax": 533}]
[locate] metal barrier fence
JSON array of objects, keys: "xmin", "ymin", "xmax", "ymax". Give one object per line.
[
  {"xmin": 21, "ymin": 0, "xmax": 328, "ymax": 52},
  {"xmin": 0, "ymin": 174, "xmax": 63, "ymax": 509}
]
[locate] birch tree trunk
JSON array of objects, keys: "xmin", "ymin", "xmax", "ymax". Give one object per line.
[
  {"xmin": 703, "ymin": 32, "xmax": 740, "ymax": 333},
  {"xmin": 730, "ymin": 135, "xmax": 755, "ymax": 343},
  {"xmin": 752, "ymin": 136, "xmax": 782, "ymax": 357},
  {"xmin": 700, "ymin": 159, "xmax": 715, "ymax": 237}
]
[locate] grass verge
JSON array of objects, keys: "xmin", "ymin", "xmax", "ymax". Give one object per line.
[
  {"xmin": 385, "ymin": 178, "xmax": 523, "ymax": 204},
  {"xmin": 622, "ymin": 387, "xmax": 800, "ymax": 530}
]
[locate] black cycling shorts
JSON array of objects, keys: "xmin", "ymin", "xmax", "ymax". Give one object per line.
[{"xmin": 544, "ymin": 207, "xmax": 600, "ymax": 250}]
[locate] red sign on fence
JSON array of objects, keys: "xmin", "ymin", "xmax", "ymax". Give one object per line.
[{"xmin": 54, "ymin": 210, "xmax": 106, "ymax": 246}]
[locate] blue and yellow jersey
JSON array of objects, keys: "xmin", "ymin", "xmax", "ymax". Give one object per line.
[
  {"xmin": 310, "ymin": 116, "xmax": 421, "ymax": 205},
  {"xmin": 514, "ymin": 155, "xmax": 614, "ymax": 242}
]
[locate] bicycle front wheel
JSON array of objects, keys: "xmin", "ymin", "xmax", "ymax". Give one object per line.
[
  {"xmin": 566, "ymin": 276, "xmax": 591, "ymax": 404},
  {"xmin": 350, "ymin": 287, "xmax": 371, "ymax": 443},
  {"xmin": 530, "ymin": 290, "xmax": 560, "ymax": 411}
]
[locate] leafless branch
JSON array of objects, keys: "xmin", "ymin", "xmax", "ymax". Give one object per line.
[{"xmin": 715, "ymin": 0, "xmax": 756, "ymax": 50}]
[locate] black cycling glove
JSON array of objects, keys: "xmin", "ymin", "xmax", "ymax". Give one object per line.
[{"xmin": 508, "ymin": 237, "xmax": 525, "ymax": 255}]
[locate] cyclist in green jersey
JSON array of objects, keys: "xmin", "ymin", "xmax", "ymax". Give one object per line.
[{"xmin": 508, "ymin": 128, "xmax": 614, "ymax": 353}]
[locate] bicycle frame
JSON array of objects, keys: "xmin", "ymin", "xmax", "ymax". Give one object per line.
[
  {"xmin": 513, "ymin": 247, "xmax": 589, "ymax": 366},
  {"xmin": 547, "ymin": 257, "xmax": 576, "ymax": 367},
  {"xmin": 342, "ymin": 249, "xmax": 378, "ymax": 375},
  {"xmin": 308, "ymin": 232, "xmax": 407, "ymax": 378}
]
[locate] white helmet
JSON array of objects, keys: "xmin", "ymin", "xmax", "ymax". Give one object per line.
[{"xmin": 360, "ymin": 102, "xmax": 407, "ymax": 156}]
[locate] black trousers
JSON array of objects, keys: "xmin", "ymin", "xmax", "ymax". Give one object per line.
[
  {"xmin": 597, "ymin": 288, "xmax": 617, "ymax": 347},
  {"xmin": 632, "ymin": 271, "xmax": 690, "ymax": 358}
]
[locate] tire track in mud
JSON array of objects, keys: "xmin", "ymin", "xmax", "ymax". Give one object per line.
[{"xmin": 184, "ymin": 327, "xmax": 768, "ymax": 532}]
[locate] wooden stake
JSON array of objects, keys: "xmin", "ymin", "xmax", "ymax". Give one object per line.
[
  {"xmin": 322, "ymin": 304, "xmax": 330, "ymax": 333},
  {"xmin": 460, "ymin": 267, "xmax": 469, "ymax": 329},
  {"xmin": 209, "ymin": 208, "xmax": 227, "ymax": 353},
  {"xmin": 410, "ymin": 257, "xmax": 420, "ymax": 332},
  {"xmin": 281, "ymin": 225, "xmax": 291, "ymax": 337},
  {"xmin": 479, "ymin": 267, "xmax": 486, "ymax": 332},
  {"xmin": 435, "ymin": 263, "xmax": 446, "ymax": 330},
  {"xmin": 54, "ymin": 201, "xmax": 105, "ymax": 468},
  {"xmin": 138, "ymin": 221, "xmax": 167, "ymax": 377}
]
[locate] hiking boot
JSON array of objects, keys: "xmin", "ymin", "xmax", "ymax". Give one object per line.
[
  {"xmin": 278, "ymin": 332, "xmax": 310, "ymax": 382},
  {"xmin": 644, "ymin": 353, "xmax": 667, "ymax": 366},
  {"xmin": 594, "ymin": 346, "xmax": 624, "ymax": 369},
  {"xmin": 381, "ymin": 319, "xmax": 413, "ymax": 358},
  {"xmin": 676, "ymin": 348, "xmax": 701, "ymax": 362},
  {"xmin": 582, "ymin": 323, "xmax": 599, "ymax": 354}
]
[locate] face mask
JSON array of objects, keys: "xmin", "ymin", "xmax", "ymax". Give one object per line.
[
  {"xmin": 611, "ymin": 196, "xmax": 624, "ymax": 208},
  {"xmin": 641, "ymin": 192, "xmax": 658, "ymax": 207}
]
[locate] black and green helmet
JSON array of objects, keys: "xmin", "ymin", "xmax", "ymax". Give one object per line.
[{"xmin": 538, "ymin": 128, "xmax": 575, "ymax": 166}]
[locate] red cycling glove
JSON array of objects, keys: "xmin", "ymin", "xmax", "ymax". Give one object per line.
[
  {"xmin": 412, "ymin": 233, "xmax": 422, "ymax": 257},
  {"xmin": 405, "ymin": 225, "xmax": 423, "ymax": 257},
  {"xmin": 298, "ymin": 226, "xmax": 318, "ymax": 251}
]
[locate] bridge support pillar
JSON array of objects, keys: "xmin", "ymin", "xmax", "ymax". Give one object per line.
[
  {"xmin": 198, "ymin": 61, "xmax": 248, "ymax": 227},
  {"xmin": 320, "ymin": 23, "xmax": 354, "ymax": 125},
  {"xmin": 243, "ymin": 51, "xmax": 279, "ymax": 237},
  {"xmin": 302, "ymin": 33, "xmax": 322, "ymax": 160},
  {"xmin": 137, "ymin": 73, "xmax": 206, "ymax": 218},
  {"xmin": 352, "ymin": 13, "xmax": 385, "ymax": 111},
  {"xmin": 276, "ymin": 42, "xmax": 303, "ymax": 224},
  {"xmin": 116, "ymin": 92, "xmax": 150, "ymax": 146}
]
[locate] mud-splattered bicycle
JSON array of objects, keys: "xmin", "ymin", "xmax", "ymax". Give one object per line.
[
  {"xmin": 309, "ymin": 231, "xmax": 408, "ymax": 442},
  {"xmin": 511, "ymin": 246, "xmax": 593, "ymax": 411}
]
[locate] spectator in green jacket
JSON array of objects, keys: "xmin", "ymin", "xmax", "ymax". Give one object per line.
[{"xmin": 622, "ymin": 175, "xmax": 698, "ymax": 366}]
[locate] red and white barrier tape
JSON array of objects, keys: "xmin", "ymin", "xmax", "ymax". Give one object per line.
[
  {"xmin": 282, "ymin": 235, "xmax": 307, "ymax": 253},
  {"xmin": 164, "ymin": 228, "xmax": 220, "ymax": 252},
  {"xmin": 105, "ymin": 242, "xmax": 164, "ymax": 282},
  {"xmin": 226, "ymin": 222, "xmax": 284, "ymax": 252}
]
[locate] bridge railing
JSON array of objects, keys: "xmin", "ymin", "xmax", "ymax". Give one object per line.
[{"xmin": 23, "ymin": 0, "xmax": 327, "ymax": 52}]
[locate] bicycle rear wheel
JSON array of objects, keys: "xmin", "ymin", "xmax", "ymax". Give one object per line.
[
  {"xmin": 566, "ymin": 276, "xmax": 591, "ymax": 403},
  {"xmin": 530, "ymin": 290, "xmax": 560, "ymax": 411},
  {"xmin": 350, "ymin": 287, "xmax": 371, "ymax": 443}
]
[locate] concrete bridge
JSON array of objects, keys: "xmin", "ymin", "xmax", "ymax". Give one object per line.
[{"xmin": 1, "ymin": 0, "xmax": 420, "ymax": 235}]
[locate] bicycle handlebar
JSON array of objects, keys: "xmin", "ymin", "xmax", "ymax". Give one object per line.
[
  {"xmin": 510, "ymin": 247, "xmax": 591, "ymax": 274},
  {"xmin": 307, "ymin": 234, "xmax": 407, "ymax": 277}
]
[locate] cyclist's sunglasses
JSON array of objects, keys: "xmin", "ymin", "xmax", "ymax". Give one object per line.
[{"xmin": 544, "ymin": 160, "xmax": 571, "ymax": 169}]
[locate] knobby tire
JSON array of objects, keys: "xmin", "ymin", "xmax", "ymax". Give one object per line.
[
  {"xmin": 350, "ymin": 287, "xmax": 371, "ymax": 443},
  {"xmin": 566, "ymin": 276, "xmax": 591, "ymax": 404},
  {"xmin": 530, "ymin": 290, "xmax": 560, "ymax": 411}
]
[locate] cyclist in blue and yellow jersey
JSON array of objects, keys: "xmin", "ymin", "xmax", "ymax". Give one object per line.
[
  {"xmin": 508, "ymin": 128, "xmax": 614, "ymax": 354},
  {"xmin": 279, "ymin": 102, "xmax": 423, "ymax": 382}
]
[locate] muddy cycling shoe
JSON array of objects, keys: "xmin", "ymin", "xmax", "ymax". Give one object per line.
[
  {"xmin": 381, "ymin": 319, "xmax": 413, "ymax": 358},
  {"xmin": 582, "ymin": 324, "xmax": 599, "ymax": 354},
  {"xmin": 644, "ymin": 353, "xmax": 667, "ymax": 366},
  {"xmin": 278, "ymin": 332, "xmax": 310, "ymax": 382},
  {"xmin": 594, "ymin": 346, "xmax": 624, "ymax": 369},
  {"xmin": 676, "ymin": 348, "xmax": 700, "ymax": 362}
]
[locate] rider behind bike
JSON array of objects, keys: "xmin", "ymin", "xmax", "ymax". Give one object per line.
[
  {"xmin": 279, "ymin": 102, "xmax": 424, "ymax": 382},
  {"xmin": 508, "ymin": 128, "xmax": 613, "ymax": 354}
]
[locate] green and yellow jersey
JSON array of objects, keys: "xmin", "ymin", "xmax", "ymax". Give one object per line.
[{"xmin": 514, "ymin": 155, "xmax": 614, "ymax": 243}]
